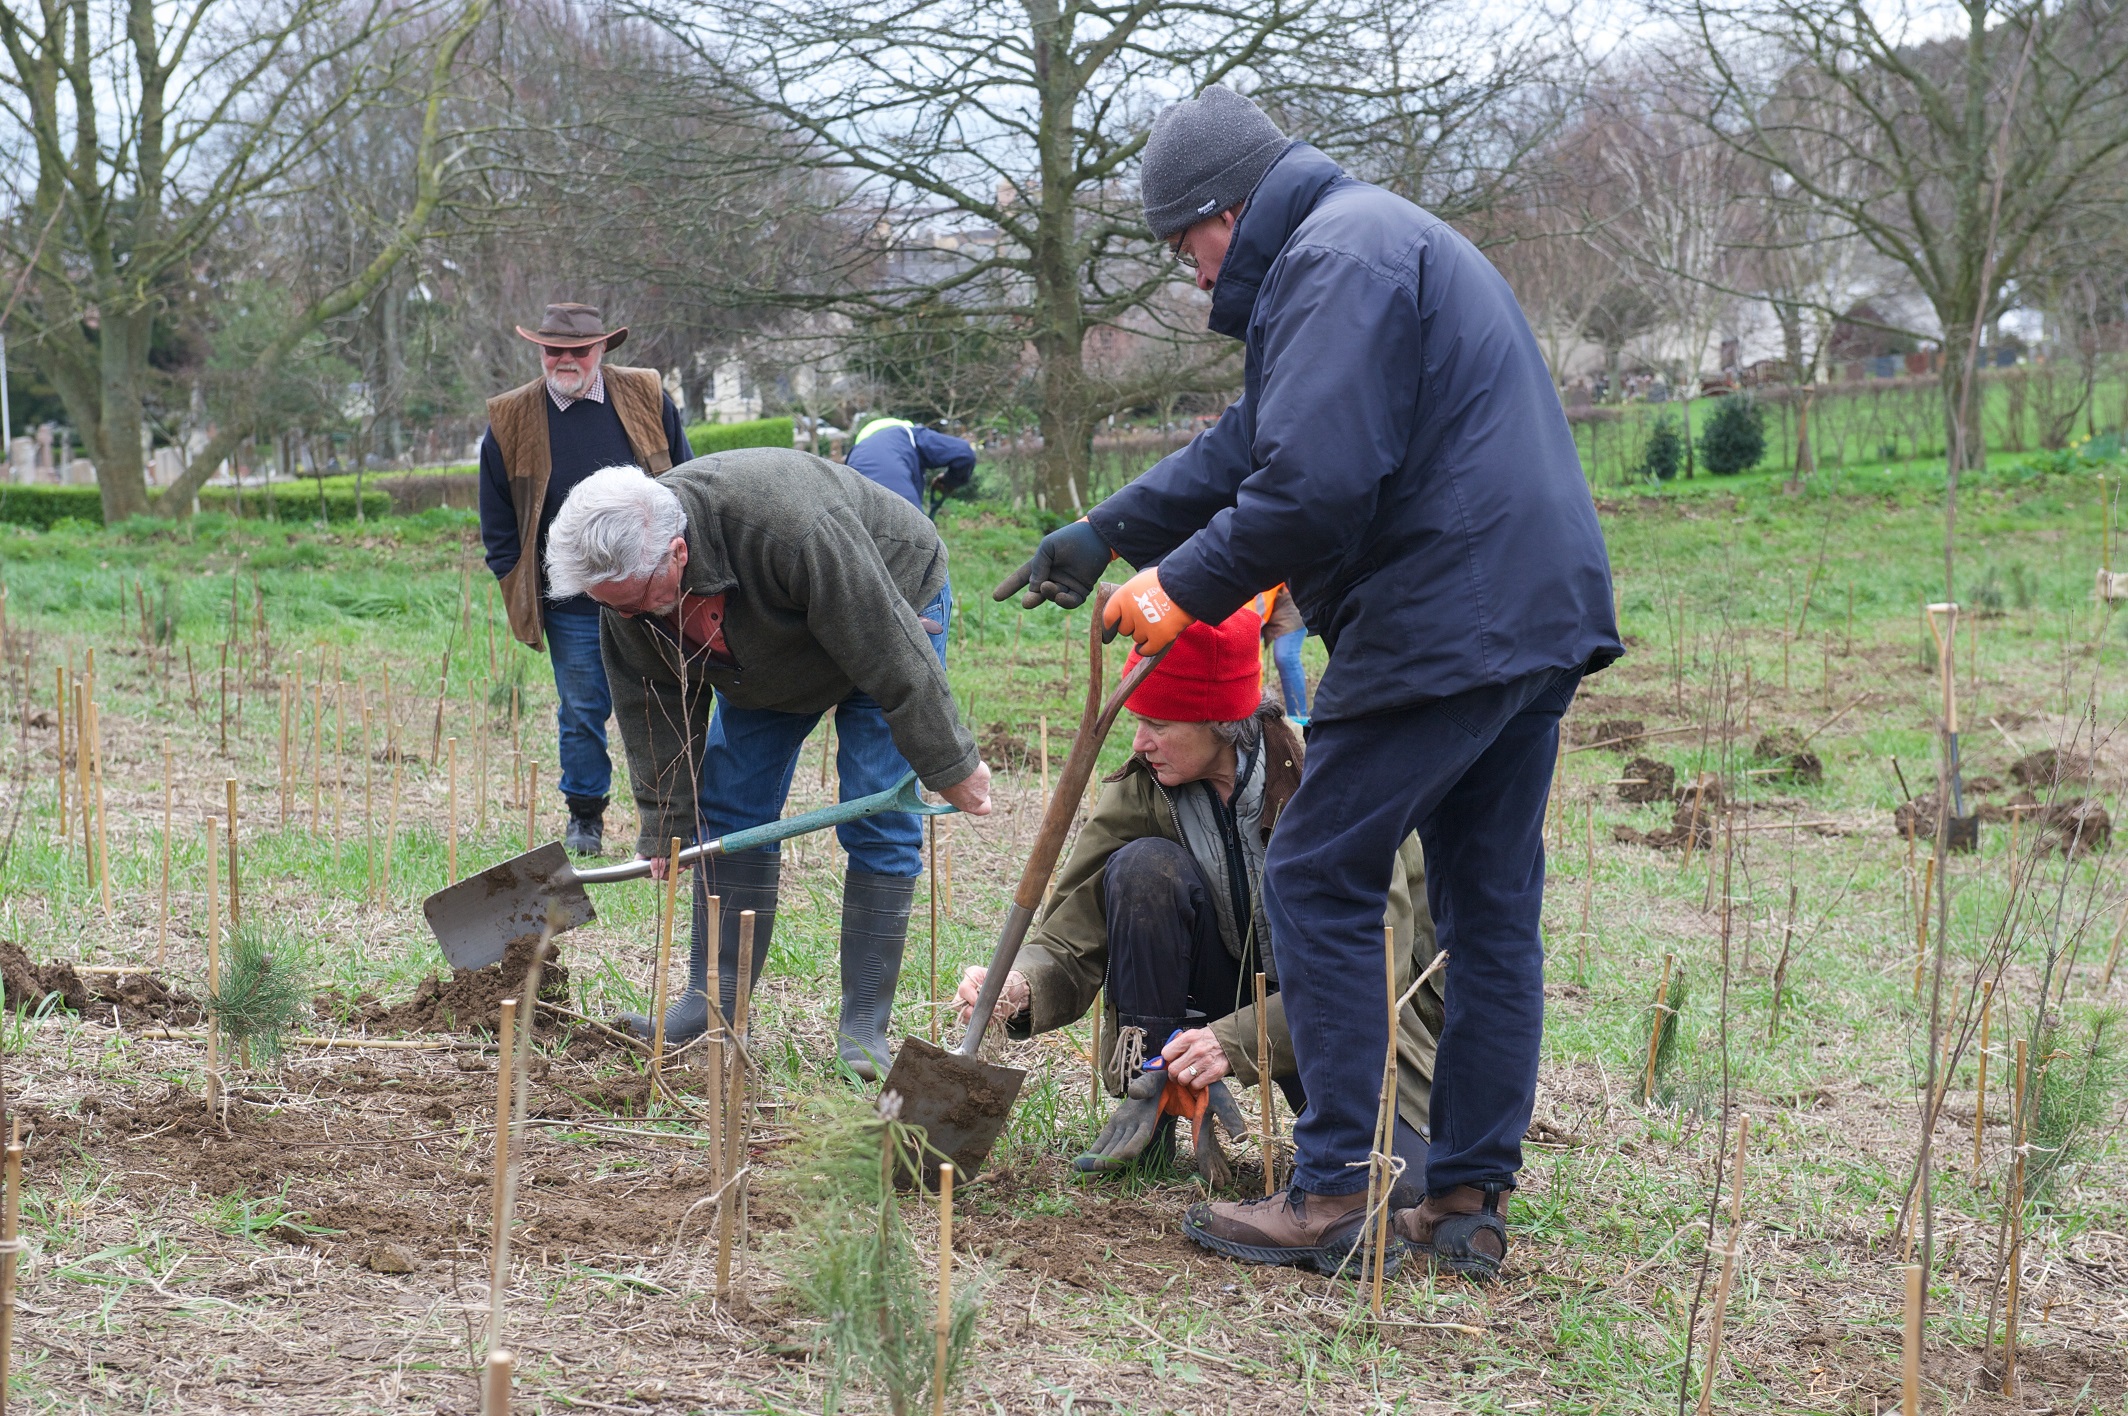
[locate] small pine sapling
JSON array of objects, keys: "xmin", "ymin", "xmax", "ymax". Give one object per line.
[
  {"xmin": 208, "ymin": 920, "xmax": 311, "ymax": 1066},
  {"xmin": 1639, "ymin": 964, "xmax": 1692, "ymax": 1105},
  {"xmin": 2022, "ymin": 1005, "xmax": 2125, "ymax": 1205},
  {"xmin": 789, "ymin": 1093, "xmax": 983, "ymax": 1416}
]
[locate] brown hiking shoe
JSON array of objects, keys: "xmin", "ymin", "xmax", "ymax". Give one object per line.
[
  {"xmin": 1182, "ymin": 1187, "xmax": 1394, "ymax": 1277},
  {"xmin": 1392, "ymin": 1182, "xmax": 1510, "ymax": 1283}
]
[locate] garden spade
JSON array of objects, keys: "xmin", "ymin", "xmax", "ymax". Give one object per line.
[
  {"xmin": 423, "ymin": 772, "xmax": 955, "ymax": 970},
  {"xmin": 885, "ymin": 586, "xmax": 1164, "ymax": 1187}
]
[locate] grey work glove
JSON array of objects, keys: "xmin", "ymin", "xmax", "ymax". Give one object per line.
[
  {"xmin": 993, "ymin": 519, "xmax": 1114, "ymax": 609},
  {"xmin": 1072, "ymin": 1066, "xmax": 1169, "ymax": 1174}
]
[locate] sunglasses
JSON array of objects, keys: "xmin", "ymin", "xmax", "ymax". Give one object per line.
[{"xmin": 540, "ymin": 342, "xmax": 600, "ymax": 359}]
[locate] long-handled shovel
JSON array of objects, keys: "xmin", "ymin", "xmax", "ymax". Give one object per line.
[
  {"xmin": 883, "ymin": 585, "xmax": 1163, "ymax": 1186},
  {"xmin": 422, "ymin": 772, "xmax": 955, "ymax": 969}
]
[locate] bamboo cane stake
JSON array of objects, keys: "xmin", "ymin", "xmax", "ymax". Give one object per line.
[
  {"xmin": 931, "ymin": 1161, "xmax": 955, "ymax": 1416},
  {"xmin": 310, "ymin": 671, "xmax": 323, "ymax": 829},
  {"xmin": 1912, "ymin": 856, "xmax": 1934, "ymax": 999},
  {"xmin": 380, "ymin": 755, "xmax": 401, "ymax": 903},
  {"xmin": 483, "ymin": 1349, "xmax": 512, "ymax": 1416},
  {"xmin": 717, "ymin": 910, "xmax": 756, "ymax": 1298},
  {"xmin": 486, "ymin": 580, "xmax": 498, "ymax": 679},
  {"xmin": 225, "ymin": 779, "xmax": 240, "ymax": 925},
  {"xmin": 525, "ymin": 760, "xmax": 539, "ymax": 848},
  {"xmin": 1089, "ymin": 983, "xmax": 1106, "ymax": 1115},
  {"xmin": 2103, "ymin": 894, "xmax": 2128, "ymax": 990},
  {"xmin": 476, "ymin": 704, "xmax": 488, "ymax": 836},
  {"xmin": 158, "ymin": 737, "xmax": 172, "ymax": 968},
  {"xmin": 1901, "ymin": 1263, "xmax": 1923, "ymax": 1416},
  {"xmin": 0, "ymin": 1120, "xmax": 19, "ymax": 1416},
  {"xmin": 278, "ymin": 677, "xmax": 291, "ymax": 825},
  {"xmin": 74, "ymin": 686, "xmax": 92, "ymax": 886},
  {"xmin": 820, "ymin": 722, "xmax": 833, "ymax": 792},
  {"xmin": 185, "ymin": 645, "xmax": 197, "ymax": 710},
  {"xmin": 204, "ymin": 818, "xmax": 223, "ymax": 1112},
  {"xmin": 53, "ymin": 665, "xmax": 67, "ymax": 838},
  {"xmin": 2002, "ymin": 1037, "xmax": 2027, "ymax": 1396},
  {"xmin": 333, "ymin": 679, "xmax": 345, "ymax": 857},
  {"xmin": 928, "ymin": 816, "xmax": 940, "ymax": 1045},
  {"xmin": 1367, "ymin": 923, "xmax": 1397, "ymax": 1317},
  {"xmin": 1973, "ymin": 981, "xmax": 1993, "ymax": 1172},
  {"xmin": 1255, "ymin": 971, "xmax": 1274, "ymax": 1197},
  {"xmin": 90, "ymin": 698, "xmax": 109, "ymax": 916},
  {"xmin": 362, "ymin": 699, "xmax": 375, "ymax": 894},
  {"xmin": 489, "ymin": 997, "xmax": 518, "ymax": 1352},
  {"xmin": 447, "ymin": 737, "xmax": 460, "ymax": 882},
  {"xmin": 487, "ymin": 992, "xmax": 517, "ymax": 1277},
  {"xmin": 1643, "ymin": 953, "xmax": 1675, "ymax": 1104},
  {"xmin": 1695, "ymin": 1115, "xmax": 1749, "ymax": 1416},
  {"xmin": 651, "ymin": 838, "xmax": 681, "ymax": 1080},
  {"xmin": 705, "ymin": 892, "xmax": 725, "ymax": 1186}
]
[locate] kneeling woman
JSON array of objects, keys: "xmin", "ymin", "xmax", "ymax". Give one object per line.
[{"xmin": 957, "ymin": 610, "xmax": 1441, "ymax": 1197}]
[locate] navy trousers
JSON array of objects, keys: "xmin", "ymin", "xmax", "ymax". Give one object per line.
[{"xmin": 1265, "ymin": 664, "xmax": 1582, "ymax": 1196}]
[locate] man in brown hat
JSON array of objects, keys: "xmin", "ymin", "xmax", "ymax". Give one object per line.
[{"xmin": 479, "ymin": 302, "xmax": 694, "ymax": 855}]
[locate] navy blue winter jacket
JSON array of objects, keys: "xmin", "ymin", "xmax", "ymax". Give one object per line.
[
  {"xmin": 1089, "ymin": 144, "xmax": 1621, "ymax": 721},
  {"xmin": 845, "ymin": 419, "xmax": 978, "ymax": 512}
]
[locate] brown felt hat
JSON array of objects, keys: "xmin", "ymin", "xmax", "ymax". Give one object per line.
[{"xmin": 514, "ymin": 302, "xmax": 628, "ymax": 353}]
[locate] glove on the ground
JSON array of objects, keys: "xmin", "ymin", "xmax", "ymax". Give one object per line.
[{"xmin": 1072, "ymin": 1064, "xmax": 1170, "ymax": 1174}]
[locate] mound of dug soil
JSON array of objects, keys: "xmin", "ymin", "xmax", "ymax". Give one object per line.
[
  {"xmin": 1752, "ymin": 728, "xmax": 1824, "ymax": 785},
  {"xmin": 1579, "ymin": 718, "xmax": 1646, "ymax": 751},
  {"xmin": 361, "ymin": 935, "xmax": 570, "ymax": 1037},
  {"xmin": 2011, "ymin": 748, "xmax": 2097, "ymax": 789},
  {"xmin": 1617, "ymin": 756, "xmax": 1676, "ymax": 803},
  {"xmin": 0, "ymin": 940, "xmax": 200, "ymax": 1024}
]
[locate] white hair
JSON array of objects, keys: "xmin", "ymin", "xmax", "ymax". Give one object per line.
[{"xmin": 544, "ymin": 465, "xmax": 687, "ymax": 598}]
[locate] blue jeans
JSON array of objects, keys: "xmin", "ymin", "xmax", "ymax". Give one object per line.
[
  {"xmin": 691, "ymin": 581, "xmax": 952, "ymax": 878},
  {"xmin": 1271, "ymin": 627, "xmax": 1308, "ymax": 718},
  {"xmin": 544, "ymin": 609, "xmax": 613, "ymax": 802},
  {"xmin": 1265, "ymin": 664, "xmax": 1582, "ymax": 1196}
]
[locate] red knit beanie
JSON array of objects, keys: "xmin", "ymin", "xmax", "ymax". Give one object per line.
[{"xmin": 1124, "ymin": 608, "xmax": 1265, "ymax": 722}]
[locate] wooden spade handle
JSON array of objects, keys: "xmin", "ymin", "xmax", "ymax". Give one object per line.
[
  {"xmin": 1015, "ymin": 585, "xmax": 1162, "ymax": 909},
  {"xmin": 955, "ymin": 585, "xmax": 1164, "ymax": 1056}
]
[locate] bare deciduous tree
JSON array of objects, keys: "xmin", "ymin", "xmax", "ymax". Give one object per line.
[{"xmin": 0, "ymin": 0, "xmax": 492, "ymax": 519}]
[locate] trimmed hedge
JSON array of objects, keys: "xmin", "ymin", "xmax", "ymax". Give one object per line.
[
  {"xmin": 686, "ymin": 416, "xmax": 795, "ymax": 458},
  {"xmin": 0, "ymin": 481, "xmax": 390, "ymax": 529}
]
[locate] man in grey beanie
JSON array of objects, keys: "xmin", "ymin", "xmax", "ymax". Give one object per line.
[
  {"xmin": 997, "ymin": 84, "xmax": 1620, "ymax": 1282},
  {"xmin": 1139, "ymin": 83, "xmax": 1290, "ymax": 246}
]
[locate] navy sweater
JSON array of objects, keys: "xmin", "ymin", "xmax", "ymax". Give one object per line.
[{"xmin": 478, "ymin": 389, "xmax": 692, "ymax": 615}]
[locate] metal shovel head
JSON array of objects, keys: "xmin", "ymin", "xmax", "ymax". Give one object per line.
[
  {"xmin": 422, "ymin": 841, "xmax": 596, "ymax": 971},
  {"xmin": 881, "ymin": 1036, "xmax": 1027, "ymax": 1188}
]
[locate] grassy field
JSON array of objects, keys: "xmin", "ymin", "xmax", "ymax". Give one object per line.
[{"xmin": 0, "ymin": 457, "xmax": 2123, "ymax": 1414}]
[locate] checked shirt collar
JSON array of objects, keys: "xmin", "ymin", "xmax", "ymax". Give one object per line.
[{"xmin": 547, "ymin": 366, "xmax": 606, "ymax": 412}]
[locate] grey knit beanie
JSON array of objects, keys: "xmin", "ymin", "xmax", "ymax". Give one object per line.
[{"xmin": 1139, "ymin": 84, "xmax": 1289, "ymax": 240}]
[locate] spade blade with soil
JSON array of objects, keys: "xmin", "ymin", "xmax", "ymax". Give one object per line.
[
  {"xmin": 424, "ymin": 773, "xmax": 954, "ymax": 969},
  {"xmin": 884, "ymin": 587, "xmax": 1162, "ymax": 1187}
]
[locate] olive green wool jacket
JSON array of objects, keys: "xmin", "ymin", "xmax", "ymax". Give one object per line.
[
  {"xmin": 1007, "ymin": 719, "xmax": 1444, "ymax": 1136},
  {"xmin": 597, "ymin": 450, "xmax": 980, "ymax": 859}
]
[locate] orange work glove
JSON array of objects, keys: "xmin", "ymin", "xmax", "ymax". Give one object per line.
[{"xmin": 1102, "ymin": 565, "xmax": 1195, "ymax": 653}]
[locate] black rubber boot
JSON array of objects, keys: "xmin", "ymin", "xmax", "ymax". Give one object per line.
[
  {"xmin": 835, "ymin": 870, "xmax": 915, "ymax": 1080},
  {"xmin": 564, "ymin": 795, "xmax": 607, "ymax": 857},
  {"xmin": 618, "ymin": 849, "xmax": 780, "ymax": 1045},
  {"xmin": 711, "ymin": 849, "xmax": 781, "ymax": 1029}
]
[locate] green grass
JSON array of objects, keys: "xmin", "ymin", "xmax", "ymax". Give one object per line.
[{"xmin": 2, "ymin": 452, "xmax": 2125, "ymax": 1412}]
